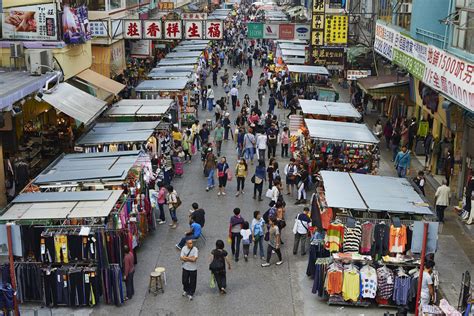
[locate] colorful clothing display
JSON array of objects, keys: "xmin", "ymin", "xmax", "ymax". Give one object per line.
[
  {"xmin": 342, "ymin": 266, "xmax": 360, "ymax": 301},
  {"xmin": 360, "ymin": 265, "xmax": 377, "ymax": 298},
  {"xmin": 324, "ymin": 222, "xmax": 344, "ymax": 252},
  {"xmin": 389, "ymin": 225, "xmax": 407, "ymax": 253},
  {"xmin": 343, "ymin": 223, "xmax": 362, "ymax": 253}
]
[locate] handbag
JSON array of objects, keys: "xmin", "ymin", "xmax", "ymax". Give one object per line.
[
  {"xmin": 254, "ymin": 176, "xmax": 263, "ymax": 184},
  {"xmin": 175, "ymin": 195, "xmax": 182, "ymax": 208},
  {"xmin": 191, "ymin": 144, "xmax": 196, "ymax": 155},
  {"xmin": 209, "ymin": 274, "xmax": 216, "ymax": 288},
  {"xmin": 227, "ymin": 170, "xmax": 233, "ymax": 181},
  {"xmin": 251, "ymin": 175, "xmax": 256, "ymax": 183},
  {"xmin": 265, "ymin": 189, "xmax": 273, "ymax": 199}
]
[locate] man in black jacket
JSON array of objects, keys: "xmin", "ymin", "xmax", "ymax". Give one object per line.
[{"xmin": 190, "ymin": 203, "xmax": 205, "ymax": 228}]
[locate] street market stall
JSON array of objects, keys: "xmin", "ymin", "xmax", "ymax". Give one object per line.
[
  {"xmin": 286, "ymin": 65, "xmax": 338, "ymax": 101},
  {"xmin": 103, "ymin": 99, "xmax": 173, "ymax": 123},
  {"xmin": 134, "ymin": 79, "xmax": 193, "ymax": 127},
  {"xmin": 303, "ymin": 118, "xmax": 379, "ymax": 173},
  {"xmin": 307, "ymin": 170, "xmax": 438, "ymax": 309},
  {"xmin": 299, "ymin": 99, "xmax": 361, "ymax": 122},
  {"xmin": 165, "ymin": 51, "xmax": 203, "ymax": 59},
  {"xmin": 172, "ymin": 44, "xmax": 209, "ymax": 52},
  {"xmin": 157, "ymin": 58, "xmax": 199, "ymax": 67},
  {"xmin": 281, "ymin": 49, "xmax": 306, "ymax": 65}
]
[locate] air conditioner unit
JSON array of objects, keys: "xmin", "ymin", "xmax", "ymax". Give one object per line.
[
  {"xmin": 400, "ymin": 3, "xmax": 412, "ymax": 13},
  {"xmin": 26, "ymin": 49, "xmax": 53, "ymax": 75}
]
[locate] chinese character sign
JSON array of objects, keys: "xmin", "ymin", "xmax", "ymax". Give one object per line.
[
  {"xmin": 185, "ymin": 21, "xmax": 202, "ymax": 39},
  {"xmin": 123, "ymin": 20, "xmax": 142, "ymax": 39},
  {"xmin": 158, "ymin": 2, "xmax": 174, "ymax": 10},
  {"xmin": 2, "ymin": 4, "xmax": 58, "ymax": 40},
  {"xmin": 311, "ymin": 47, "xmax": 345, "ymax": 69},
  {"xmin": 181, "ymin": 13, "xmax": 208, "ymax": 20},
  {"xmin": 324, "ymin": 14, "xmax": 348, "ymax": 45},
  {"xmin": 90, "ymin": 21, "xmax": 108, "ymax": 37},
  {"xmin": 164, "ymin": 21, "xmax": 182, "ymax": 39},
  {"xmin": 312, "ymin": 0, "xmax": 325, "ymax": 13},
  {"xmin": 206, "ymin": 21, "xmax": 223, "ymax": 39},
  {"xmin": 424, "ymin": 45, "xmax": 474, "ymax": 112},
  {"xmin": 143, "ymin": 20, "xmax": 162, "ymax": 39}
]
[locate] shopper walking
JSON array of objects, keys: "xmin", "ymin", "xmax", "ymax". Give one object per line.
[
  {"xmin": 391, "ymin": 129, "xmax": 401, "ymax": 161},
  {"xmin": 207, "ymin": 85, "xmax": 215, "ymax": 111},
  {"xmin": 166, "ymin": 185, "xmax": 179, "ymax": 229},
  {"xmin": 204, "ymin": 148, "xmax": 217, "ymax": 191},
  {"xmin": 243, "ymin": 128, "xmax": 256, "ymax": 164},
  {"xmin": 280, "ymin": 127, "xmax": 290, "ymax": 158},
  {"xmin": 156, "ymin": 182, "xmax": 167, "ymax": 224},
  {"xmin": 217, "ymin": 157, "xmax": 230, "ymax": 196},
  {"xmin": 229, "ymin": 208, "xmax": 244, "ymax": 262},
  {"xmin": 251, "ymin": 210, "xmax": 265, "ymax": 260},
  {"xmin": 180, "ymin": 239, "xmax": 198, "ymax": 300},
  {"xmin": 285, "ymin": 158, "xmax": 298, "ymax": 196},
  {"xmin": 394, "ymin": 145, "xmax": 411, "ymax": 178},
  {"xmin": 292, "ymin": 207, "xmax": 311, "ymax": 256},
  {"xmin": 435, "ymin": 179, "xmax": 451, "ymax": 222},
  {"xmin": 123, "ymin": 245, "xmax": 135, "ymax": 300},
  {"xmin": 256, "ymin": 131, "xmax": 267, "ymax": 161},
  {"xmin": 383, "ymin": 120, "xmax": 393, "ymax": 150},
  {"xmin": 240, "ymin": 221, "xmax": 251, "ymax": 261},
  {"xmin": 246, "ymin": 67, "xmax": 253, "ymax": 86},
  {"xmin": 209, "ymin": 240, "xmax": 231, "ymax": 294},
  {"xmin": 253, "ymin": 159, "xmax": 266, "ymax": 201},
  {"xmin": 235, "ymin": 158, "xmax": 248, "ymax": 196},
  {"xmin": 213, "ymin": 123, "xmax": 225, "ymax": 157},
  {"xmin": 261, "ymin": 217, "xmax": 283, "ymax": 267},
  {"xmin": 295, "ymin": 163, "xmax": 309, "ymax": 205},
  {"xmin": 267, "ymin": 123, "xmax": 278, "ymax": 159}
]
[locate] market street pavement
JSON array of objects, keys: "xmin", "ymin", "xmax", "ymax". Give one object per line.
[{"xmin": 20, "ymin": 63, "xmax": 473, "ymax": 316}]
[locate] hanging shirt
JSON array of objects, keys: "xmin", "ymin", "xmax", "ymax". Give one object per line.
[
  {"xmin": 392, "ymin": 275, "xmax": 411, "ymax": 305},
  {"xmin": 360, "ymin": 265, "xmax": 378, "ymax": 298},
  {"xmin": 324, "ymin": 222, "xmax": 344, "ymax": 252},
  {"xmin": 360, "ymin": 222, "xmax": 374, "ymax": 254},
  {"xmin": 343, "ymin": 223, "xmax": 362, "ymax": 253},
  {"xmin": 377, "ymin": 266, "xmax": 395, "ymax": 299},
  {"xmin": 342, "ymin": 268, "xmax": 360, "ymax": 301},
  {"xmin": 325, "ymin": 268, "xmax": 343, "ymax": 295},
  {"xmin": 389, "ymin": 225, "xmax": 407, "ymax": 253}
]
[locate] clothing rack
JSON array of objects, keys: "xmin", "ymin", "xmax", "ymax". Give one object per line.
[{"xmin": 335, "ymin": 215, "xmax": 415, "ymax": 226}]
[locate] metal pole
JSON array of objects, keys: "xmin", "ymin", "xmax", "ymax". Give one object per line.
[
  {"xmin": 415, "ymin": 222, "xmax": 429, "ymax": 316},
  {"xmin": 6, "ymin": 223, "xmax": 20, "ymax": 316}
]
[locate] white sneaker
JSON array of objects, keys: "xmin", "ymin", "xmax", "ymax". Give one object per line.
[
  {"xmin": 235, "ymin": 192, "xmax": 240, "ymax": 196},
  {"xmin": 217, "ymin": 192, "xmax": 221, "ymax": 196},
  {"xmin": 222, "ymin": 192, "xmax": 226, "ymax": 195},
  {"xmin": 241, "ymin": 191, "xmax": 245, "ymax": 194},
  {"xmin": 261, "ymin": 263, "xmax": 270, "ymax": 267},
  {"xmin": 276, "ymin": 261, "xmax": 283, "ymax": 265},
  {"xmin": 182, "ymin": 291, "xmax": 187, "ymax": 297},
  {"xmin": 188, "ymin": 295, "xmax": 193, "ymax": 301}
]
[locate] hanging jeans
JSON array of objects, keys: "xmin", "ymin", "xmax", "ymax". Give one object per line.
[
  {"xmin": 182, "ymin": 269, "xmax": 197, "ymax": 296},
  {"xmin": 69, "ymin": 269, "xmax": 85, "ymax": 306}
]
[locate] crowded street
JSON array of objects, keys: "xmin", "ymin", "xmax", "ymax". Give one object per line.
[{"xmin": 1, "ymin": 0, "xmax": 473, "ymax": 315}]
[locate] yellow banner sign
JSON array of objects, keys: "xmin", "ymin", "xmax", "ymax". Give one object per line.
[{"xmin": 324, "ymin": 14, "xmax": 348, "ymax": 45}]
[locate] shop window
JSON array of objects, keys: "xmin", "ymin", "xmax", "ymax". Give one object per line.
[
  {"xmin": 126, "ymin": 0, "xmax": 139, "ymax": 8},
  {"xmin": 452, "ymin": 8, "xmax": 474, "ymax": 53},
  {"xmin": 87, "ymin": 0, "xmax": 106, "ymax": 11}
]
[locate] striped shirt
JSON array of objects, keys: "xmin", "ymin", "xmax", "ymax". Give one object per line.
[{"xmin": 343, "ymin": 223, "xmax": 362, "ymax": 253}]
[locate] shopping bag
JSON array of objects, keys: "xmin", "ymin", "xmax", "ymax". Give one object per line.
[
  {"xmin": 210, "ymin": 274, "xmax": 216, "ymax": 289},
  {"xmin": 227, "ymin": 170, "xmax": 233, "ymax": 181},
  {"xmin": 191, "ymin": 144, "xmax": 196, "ymax": 155},
  {"xmin": 227, "ymin": 236, "xmax": 232, "ymax": 244},
  {"xmin": 265, "ymin": 189, "xmax": 273, "ymax": 199}
]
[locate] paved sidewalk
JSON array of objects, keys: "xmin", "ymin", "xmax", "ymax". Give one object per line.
[{"xmin": 333, "ymin": 81, "xmax": 474, "ymax": 306}]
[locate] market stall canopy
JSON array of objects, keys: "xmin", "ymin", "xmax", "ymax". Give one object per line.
[
  {"xmin": 278, "ymin": 43, "xmax": 307, "ymax": 50},
  {"xmin": 0, "ymin": 190, "xmax": 123, "ymax": 221},
  {"xmin": 76, "ymin": 122, "xmax": 159, "ymax": 146},
  {"xmin": 173, "ymin": 45, "xmax": 208, "ymax": 52},
  {"xmin": 34, "ymin": 151, "xmax": 140, "ymax": 185},
  {"xmin": 157, "ymin": 58, "xmax": 199, "ymax": 67},
  {"xmin": 281, "ymin": 49, "xmax": 306, "ymax": 57},
  {"xmin": 75, "ymin": 69, "xmax": 125, "ymax": 95},
  {"xmin": 304, "ymin": 119, "xmax": 379, "ymax": 144},
  {"xmin": 166, "ymin": 51, "xmax": 203, "ymax": 59},
  {"xmin": 287, "ymin": 65, "xmax": 329, "ymax": 75},
  {"xmin": 179, "ymin": 40, "xmax": 210, "ymax": 45},
  {"xmin": 151, "ymin": 66, "xmax": 196, "ymax": 73},
  {"xmin": 148, "ymin": 71, "xmax": 193, "ymax": 80},
  {"xmin": 0, "ymin": 70, "xmax": 56, "ymax": 110},
  {"xmin": 41, "ymin": 83, "xmax": 107, "ymax": 125},
  {"xmin": 357, "ymin": 75, "xmax": 409, "ymax": 98},
  {"xmin": 282, "ymin": 56, "xmax": 305, "ymax": 64},
  {"xmin": 320, "ymin": 171, "xmax": 432, "ymax": 215},
  {"xmin": 299, "ymin": 99, "xmax": 361, "ymax": 119},
  {"xmin": 135, "ymin": 79, "xmax": 189, "ymax": 92},
  {"xmin": 104, "ymin": 99, "xmax": 173, "ymax": 117}
]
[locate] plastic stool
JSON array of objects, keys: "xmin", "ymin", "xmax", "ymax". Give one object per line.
[
  {"xmin": 148, "ymin": 271, "xmax": 165, "ymax": 295},
  {"xmin": 154, "ymin": 267, "xmax": 167, "ymax": 285}
]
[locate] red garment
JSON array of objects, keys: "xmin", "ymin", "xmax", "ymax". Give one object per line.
[
  {"xmin": 124, "ymin": 252, "xmax": 135, "ymax": 277},
  {"xmin": 320, "ymin": 207, "xmax": 333, "ymax": 230}
]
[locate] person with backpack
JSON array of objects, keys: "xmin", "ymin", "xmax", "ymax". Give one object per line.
[
  {"xmin": 261, "ymin": 216, "xmax": 283, "ymax": 267},
  {"xmin": 229, "ymin": 208, "xmax": 244, "ymax": 262},
  {"xmin": 292, "ymin": 207, "xmax": 311, "ymax": 256},
  {"xmin": 240, "ymin": 221, "xmax": 252, "ymax": 261},
  {"xmin": 285, "ymin": 158, "xmax": 298, "ymax": 196},
  {"xmin": 166, "ymin": 185, "xmax": 180, "ymax": 229},
  {"xmin": 209, "ymin": 240, "xmax": 231, "ymax": 294},
  {"xmin": 251, "ymin": 211, "xmax": 265, "ymax": 260}
]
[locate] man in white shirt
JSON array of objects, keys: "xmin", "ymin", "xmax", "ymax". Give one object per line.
[
  {"xmin": 256, "ymin": 132, "xmax": 267, "ymax": 161},
  {"xmin": 435, "ymin": 179, "xmax": 451, "ymax": 222},
  {"xmin": 292, "ymin": 207, "xmax": 311, "ymax": 255},
  {"xmin": 207, "ymin": 85, "xmax": 214, "ymax": 111},
  {"xmin": 230, "ymin": 85, "xmax": 239, "ymax": 111},
  {"xmin": 180, "ymin": 239, "xmax": 198, "ymax": 300}
]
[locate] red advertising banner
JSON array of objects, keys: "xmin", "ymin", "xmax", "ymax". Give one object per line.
[{"xmin": 279, "ymin": 24, "xmax": 295, "ymax": 40}]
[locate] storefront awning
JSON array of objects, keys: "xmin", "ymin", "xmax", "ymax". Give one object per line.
[
  {"xmin": 166, "ymin": 51, "xmax": 203, "ymax": 59},
  {"xmin": 357, "ymin": 75, "xmax": 409, "ymax": 98},
  {"xmin": 76, "ymin": 69, "xmax": 125, "ymax": 95},
  {"xmin": 157, "ymin": 58, "xmax": 198, "ymax": 66},
  {"xmin": 104, "ymin": 99, "xmax": 173, "ymax": 117},
  {"xmin": 320, "ymin": 171, "xmax": 433, "ymax": 215},
  {"xmin": 41, "ymin": 83, "xmax": 107, "ymax": 125},
  {"xmin": 34, "ymin": 151, "xmax": 140, "ymax": 185},
  {"xmin": 76, "ymin": 122, "xmax": 159, "ymax": 146},
  {"xmin": 173, "ymin": 45, "xmax": 208, "ymax": 52},
  {"xmin": 135, "ymin": 79, "xmax": 189, "ymax": 92},
  {"xmin": 299, "ymin": 99, "xmax": 361, "ymax": 119},
  {"xmin": 148, "ymin": 70, "xmax": 193, "ymax": 79},
  {"xmin": 304, "ymin": 118, "xmax": 379, "ymax": 144},
  {"xmin": 0, "ymin": 190, "xmax": 123, "ymax": 221},
  {"xmin": 287, "ymin": 65, "xmax": 329, "ymax": 75},
  {"xmin": 281, "ymin": 49, "xmax": 306, "ymax": 57}
]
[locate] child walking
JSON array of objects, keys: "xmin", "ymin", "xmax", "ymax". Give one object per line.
[{"xmin": 240, "ymin": 221, "xmax": 252, "ymax": 262}]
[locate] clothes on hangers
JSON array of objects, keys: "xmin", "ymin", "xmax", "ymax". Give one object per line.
[
  {"xmin": 360, "ymin": 222, "xmax": 374, "ymax": 254},
  {"xmin": 376, "ymin": 265, "xmax": 394, "ymax": 300},
  {"xmin": 392, "ymin": 274, "xmax": 411, "ymax": 305},
  {"xmin": 325, "ymin": 262, "xmax": 343, "ymax": 295},
  {"xmin": 342, "ymin": 265, "xmax": 360, "ymax": 301},
  {"xmin": 343, "ymin": 222, "xmax": 362, "ymax": 253},
  {"xmin": 360, "ymin": 265, "xmax": 377, "ymax": 299},
  {"xmin": 389, "ymin": 224, "xmax": 407, "ymax": 253},
  {"xmin": 373, "ymin": 223, "xmax": 389, "ymax": 259},
  {"xmin": 324, "ymin": 221, "xmax": 344, "ymax": 252}
]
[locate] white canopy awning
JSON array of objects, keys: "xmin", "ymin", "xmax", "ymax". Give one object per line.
[
  {"xmin": 287, "ymin": 65, "xmax": 329, "ymax": 75},
  {"xmin": 304, "ymin": 119, "xmax": 379, "ymax": 144},
  {"xmin": 42, "ymin": 83, "xmax": 107, "ymax": 125},
  {"xmin": 105, "ymin": 99, "xmax": 173, "ymax": 117},
  {"xmin": 299, "ymin": 99, "xmax": 361, "ymax": 119}
]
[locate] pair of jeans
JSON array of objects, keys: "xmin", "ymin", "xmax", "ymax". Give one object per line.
[
  {"xmin": 266, "ymin": 245, "xmax": 282, "ymax": 263},
  {"xmin": 397, "ymin": 166, "xmax": 407, "ymax": 178},
  {"xmin": 125, "ymin": 271, "xmax": 134, "ymax": 299},
  {"xmin": 244, "ymin": 148, "xmax": 254, "ymax": 161},
  {"xmin": 268, "ymin": 144, "xmax": 276, "ymax": 158},
  {"xmin": 258, "ymin": 149, "xmax": 266, "ymax": 161},
  {"xmin": 169, "ymin": 207, "xmax": 177, "ymax": 223},
  {"xmin": 254, "ymin": 182, "xmax": 263, "ymax": 198},
  {"xmin": 215, "ymin": 140, "xmax": 222, "ymax": 155},
  {"xmin": 208, "ymin": 98, "xmax": 214, "ymax": 111},
  {"xmin": 224, "ymin": 127, "xmax": 230, "ymax": 140},
  {"xmin": 178, "ymin": 235, "xmax": 196, "ymax": 248},
  {"xmin": 243, "ymin": 243, "xmax": 250, "ymax": 257},
  {"xmin": 436, "ymin": 205, "xmax": 447, "ymax": 222},
  {"xmin": 182, "ymin": 269, "xmax": 197, "ymax": 295},
  {"xmin": 391, "ymin": 144, "xmax": 399, "ymax": 161},
  {"xmin": 253, "ymin": 236, "xmax": 264, "ymax": 257},
  {"xmin": 298, "ymin": 183, "xmax": 306, "ymax": 200},
  {"xmin": 207, "ymin": 168, "xmax": 215, "ymax": 188},
  {"xmin": 237, "ymin": 177, "xmax": 245, "ymax": 191},
  {"xmin": 231, "ymin": 232, "xmax": 242, "ymax": 259},
  {"xmin": 158, "ymin": 203, "xmax": 165, "ymax": 221},
  {"xmin": 281, "ymin": 144, "xmax": 289, "ymax": 157},
  {"xmin": 193, "ymin": 135, "xmax": 201, "ymax": 150},
  {"xmin": 213, "ymin": 270, "xmax": 227, "ymax": 290},
  {"xmin": 293, "ymin": 233, "xmax": 307, "ymax": 255}
]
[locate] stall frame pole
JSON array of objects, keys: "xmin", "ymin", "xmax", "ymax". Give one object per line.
[
  {"xmin": 415, "ymin": 222, "xmax": 429, "ymax": 316},
  {"xmin": 7, "ymin": 223, "xmax": 20, "ymax": 316}
]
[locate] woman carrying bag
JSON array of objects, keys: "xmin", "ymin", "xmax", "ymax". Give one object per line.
[{"xmin": 209, "ymin": 240, "xmax": 231, "ymax": 294}]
